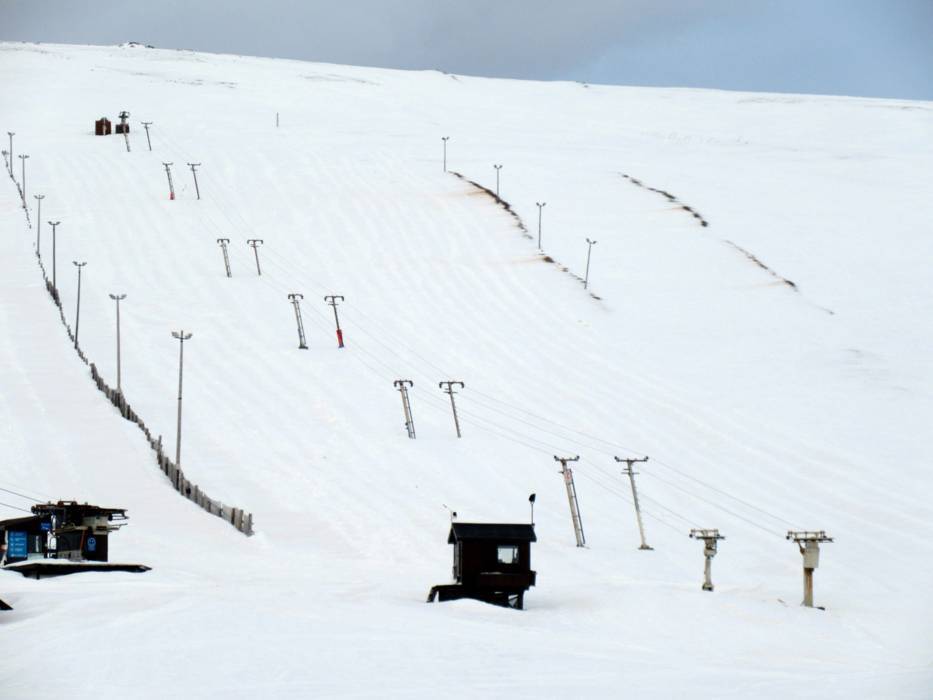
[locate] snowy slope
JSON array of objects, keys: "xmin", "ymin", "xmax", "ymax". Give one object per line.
[{"xmin": 1, "ymin": 42, "xmax": 932, "ymax": 698}]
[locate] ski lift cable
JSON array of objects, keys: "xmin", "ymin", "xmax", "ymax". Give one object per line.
[
  {"xmin": 261, "ymin": 241, "xmax": 793, "ymax": 527},
  {"xmin": 0, "ymin": 500, "xmax": 32, "ymax": 513},
  {"xmin": 0, "ymin": 485, "xmax": 45, "ymax": 503},
  {"xmin": 637, "ymin": 468, "xmax": 783, "ymax": 538},
  {"xmin": 175, "ymin": 137, "xmax": 793, "ymax": 533}
]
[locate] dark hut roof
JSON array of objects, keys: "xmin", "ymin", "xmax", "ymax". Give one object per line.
[{"xmin": 448, "ymin": 523, "xmax": 537, "ymax": 544}]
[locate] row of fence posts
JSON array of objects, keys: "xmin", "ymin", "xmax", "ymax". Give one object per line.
[
  {"xmin": 3, "ymin": 132, "xmax": 254, "ymax": 536},
  {"xmin": 85, "ymin": 356, "xmax": 254, "ymax": 535}
]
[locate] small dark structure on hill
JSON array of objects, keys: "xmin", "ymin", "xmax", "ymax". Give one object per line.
[
  {"xmin": 115, "ymin": 110, "xmax": 131, "ymax": 134},
  {"xmin": 95, "ymin": 117, "xmax": 112, "ymax": 135},
  {"xmin": 0, "ymin": 596, "xmax": 10, "ymax": 611},
  {"xmin": 0, "ymin": 501, "xmax": 149, "ymax": 579},
  {"xmin": 427, "ymin": 522, "xmax": 537, "ymax": 609}
]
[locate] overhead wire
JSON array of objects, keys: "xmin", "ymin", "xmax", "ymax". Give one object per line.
[
  {"xmin": 0, "ymin": 485, "xmax": 45, "ymax": 503},
  {"xmin": 0, "ymin": 500, "xmax": 32, "ymax": 513},
  {"xmin": 244, "ymin": 216, "xmax": 791, "ymax": 541},
  {"xmin": 158, "ymin": 128, "xmax": 795, "ymax": 542}
]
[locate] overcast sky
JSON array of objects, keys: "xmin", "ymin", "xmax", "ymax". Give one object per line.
[{"xmin": 3, "ymin": 0, "xmax": 932, "ymax": 99}]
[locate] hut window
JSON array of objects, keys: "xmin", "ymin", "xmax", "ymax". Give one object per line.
[{"xmin": 497, "ymin": 545, "xmax": 519, "ymax": 565}]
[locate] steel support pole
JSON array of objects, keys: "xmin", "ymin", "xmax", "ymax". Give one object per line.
[
  {"xmin": 615, "ymin": 456, "xmax": 652, "ymax": 550},
  {"xmin": 536, "ymin": 202, "xmax": 546, "ymax": 250},
  {"xmin": 288, "ymin": 294, "xmax": 308, "ymax": 349},
  {"xmin": 19, "ymin": 154, "xmax": 29, "ymax": 200},
  {"xmin": 325, "ymin": 295, "xmax": 345, "ymax": 348},
  {"xmin": 690, "ymin": 529, "xmax": 723, "ymax": 592},
  {"xmin": 442, "ymin": 136, "xmax": 449, "ymax": 172},
  {"xmin": 72, "ymin": 262, "xmax": 86, "ymax": 348},
  {"xmin": 555, "ymin": 456, "xmax": 585, "ymax": 547},
  {"xmin": 703, "ymin": 549, "xmax": 714, "ymax": 591},
  {"xmin": 628, "ymin": 469, "xmax": 651, "ymax": 550},
  {"xmin": 448, "ymin": 390, "xmax": 461, "ymax": 438},
  {"xmin": 172, "ymin": 331, "xmax": 193, "ymax": 469},
  {"xmin": 49, "ymin": 221, "xmax": 60, "ymax": 291},
  {"xmin": 53, "ymin": 226, "xmax": 57, "ymax": 288},
  {"xmin": 34, "ymin": 195, "xmax": 43, "ymax": 255},
  {"xmin": 439, "ymin": 381, "xmax": 464, "ymax": 438},
  {"xmin": 394, "ymin": 380, "xmax": 416, "ymax": 439},
  {"xmin": 188, "ymin": 163, "xmax": 201, "ymax": 200},
  {"xmin": 217, "ymin": 239, "xmax": 231, "ymax": 277},
  {"xmin": 787, "ymin": 531, "xmax": 832, "ymax": 609},
  {"xmin": 163, "ymin": 162, "xmax": 175, "ymax": 200},
  {"xmin": 110, "ymin": 294, "xmax": 126, "ymax": 394},
  {"xmin": 141, "ymin": 122, "xmax": 153, "ymax": 151},
  {"xmin": 584, "ymin": 238, "xmax": 597, "ymax": 289},
  {"xmin": 247, "ymin": 239, "xmax": 263, "ymax": 276}
]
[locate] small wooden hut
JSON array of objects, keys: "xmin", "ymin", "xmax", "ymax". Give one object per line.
[
  {"xmin": 95, "ymin": 117, "xmax": 112, "ymax": 135},
  {"xmin": 428, "ymin": 522, "xmax": 537, "ymax": 609}
]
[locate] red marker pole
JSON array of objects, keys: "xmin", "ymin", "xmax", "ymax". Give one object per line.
[
  {"xmin": 324, "ymin": 295, "xmax": 345, "ymax": 348},
  {"xmin": 163, "ymin": 162, "xmax": 175, "ymax": 200}
]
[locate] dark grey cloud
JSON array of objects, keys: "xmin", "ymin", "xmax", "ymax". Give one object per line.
[{"xmin": 2, "ymin": 0, "xmax": 931, "ymax": 99}]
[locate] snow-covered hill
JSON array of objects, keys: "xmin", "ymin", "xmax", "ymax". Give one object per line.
[{"xmin": 1, "ymin": 42, "xmax": 932, "ymax": 698}]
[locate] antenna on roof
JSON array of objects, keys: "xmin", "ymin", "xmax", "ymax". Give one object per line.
[
  {"xmin": 529, "ymin": 493, "xmax": 536, "ymax": 524},
  {"xmin": 442, "ymin": 504, "xmax": 457, "ymax": 522}
]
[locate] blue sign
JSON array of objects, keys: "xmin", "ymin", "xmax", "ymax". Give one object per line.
[
  {"xmin": 40, "ymin": 522, "xmax": 51, "ymax": 532},
  {"xmin": 7, "ymin": 531, "xmax": 27, "ymax": 558},
  {"xmin": 86, "ymin": 537, "xmax": 97, "ymax": 552}
]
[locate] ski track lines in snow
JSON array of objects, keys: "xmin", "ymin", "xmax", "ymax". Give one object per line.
[{"xmin": 2, "ymin": 43, "xmax": 933, "ymax": 698}]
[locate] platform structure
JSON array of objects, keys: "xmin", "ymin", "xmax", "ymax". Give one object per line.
[
  {"xmin": 3, "ymin": 560, "xmax": 151, "ymax": 580},
  {"xmin": 0, "ymin": 501, "xmax": 147, "ymax": 579}
]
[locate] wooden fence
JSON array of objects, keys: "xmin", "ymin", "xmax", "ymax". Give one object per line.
[
  {"xmin": 90, "ymin": 363, "xmax": 254, "ymax": 535},
  {"xmin": 25, "ymin": 207, "xmax": 254, "ymax": 536}
]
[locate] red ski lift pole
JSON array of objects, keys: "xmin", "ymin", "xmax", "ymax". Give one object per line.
[{"xmin": 324, "ymin": 295, "xmax": 345, "ymax": 348}]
